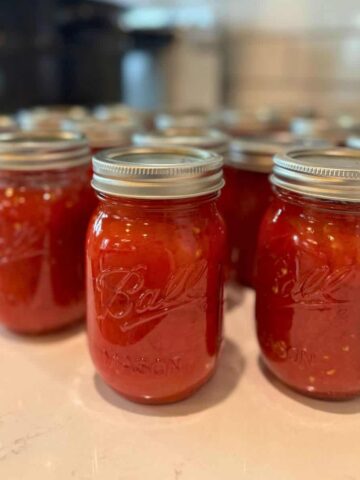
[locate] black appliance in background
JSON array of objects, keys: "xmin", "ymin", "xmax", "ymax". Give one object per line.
[{"xmin": 0, "ymin": 0, "xmax": 174, "ymax": 112}]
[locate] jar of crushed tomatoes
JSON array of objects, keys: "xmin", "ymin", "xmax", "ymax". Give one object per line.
[
  {"xmin": 87, "ymin": 146, "xmax": 226, "ymax": 404},
  {"xmin": 63, "ymin": 116, "xmax": 136, "ymax": 155},
  {"xmin": 0, "ymin": 131, "xmax": 94, "ymax": 334},
  {"xmin": 256, "ymin": 148, "xmax": 360, "ymax": 399},
  {"xmin": 221, "ymin": 133, "xmax": 331, "ymax": 287}
]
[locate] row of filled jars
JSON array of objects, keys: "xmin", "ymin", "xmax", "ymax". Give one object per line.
[
  {"xmin": 2, "ymin": 104, "xmax": 360, "ymax": 405},
  {"xmin": 4, "ymin": 103, "xmax": 360, "ymax": 141}
]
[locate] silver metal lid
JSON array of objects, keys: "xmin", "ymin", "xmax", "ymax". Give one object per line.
[
  {"xmin": 93, "ymin": 103, "xmax": 141, "ymax": 121},
  {"xmin": 0, "ymin": 115, "xmax": 18, "ymax": 133},
  {"xmin": 0, "ymin": 130, "xmax": 90, "ymax": 171},
  {"xmin": 63, "ymin": 117, "xmax": 135, "ymax": 149},
  {"xmin": 92, "ymin": 146, "xmax": 224, "ymax": 199},
  {"xmin": 133, "ymin": 128, "xmax": 230, "ymax": 155},
  {"xmin": 272, "ymin": 148, "xmax": 360, "ymax": 202},
  {"xmin": 155, "ymin": 111, "xmax": 209, "ymax": 130},
  {"xmin": 290, "ymin": 116, "xmax": 334, "ymax": 136},
  {"xmin": 210, "ymin": 107, "xmax": 281, "ymax": 131},
  {"xmin": 17, "ymin": 105, "xmax": 89, "ymax": 130},
  {"xmin": 229, "ymin": 132, "xmax": 332, "ymax": 173}
]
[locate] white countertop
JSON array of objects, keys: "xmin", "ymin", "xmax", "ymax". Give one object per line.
[{"xmin": 0, "ymin": 287, "xmax": 359, "ymax": 480}]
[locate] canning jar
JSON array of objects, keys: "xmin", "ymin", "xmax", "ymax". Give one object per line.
[
  {"xmin": 87, "ymin": 146, "xmax": 226, "ymax": 404},
  {"xmin": 256, "ymin": 148, "xmax": 360, "ymax": 399},
  {"xmin": 0, "ymin": 131, "xmax": 94, "ymax": 334},
  {"xmin": 220, "ymin": 133, "xmax": 331, "ymax": 287}
]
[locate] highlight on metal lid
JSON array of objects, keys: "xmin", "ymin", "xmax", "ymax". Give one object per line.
[
  {"xmin": 272, "ymin": 148, "xmax": 360, "ymax": 202},
  {"xmin": 0, "ymin": 130, "xmax": 90, "ymax": 171},
  {"xmin": 228, "ymin": 132, "xmax": 332, "ymax": 173},
  {"xmin": 63, "ymin": 116, "xmax": 136, "ymax": 149},
  {"xmin": 92, "ymin": 146, "xmax": 224, "ymax": 199},
  {"xmin": 133, "ymin": 128, "xmax": 230, "ymax": 155}
]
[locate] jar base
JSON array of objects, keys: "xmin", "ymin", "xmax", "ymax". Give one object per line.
[
  {"xmin": 102, "ymin": 368, "xmax": 216, "ymax": 405},
  {"xmin": 261, "ymin": 360, "xmax": 360, "ymax": 401}
]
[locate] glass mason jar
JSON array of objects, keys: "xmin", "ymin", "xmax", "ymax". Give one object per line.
[
  {"xmin": 256, "ymin": 148, "xmax": 360, "ymax": 399},
  {"xmin": 220, "ymin": 133, "xmax": 331, "ymax": 287},
  {"xmin": 0, "ymin": 131, "xmax": 94, "ymax": 334},
  {"xmin": 87, "ymin": 146, "xmax": 226, "ymax": 404},
  {"xmin": 63, "ymin": 116, "xmax": 136, "ymax": 155}
]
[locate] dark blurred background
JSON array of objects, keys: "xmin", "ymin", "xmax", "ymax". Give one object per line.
[
  {"xmin": 1, "ymin": 0, "xmax": 360, "ymax": 114},
  {"xmin": 0, "ymin": 0, "xmax": 174, "ymax": 111}
]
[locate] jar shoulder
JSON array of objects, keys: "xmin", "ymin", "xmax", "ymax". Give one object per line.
[
  {"xmin": 257, "ymin": 198, "xmax": 360, "ymax": 277},
  {"xmin": 87, "ymin": 204, "xmax": 226, "ymax": 256}
]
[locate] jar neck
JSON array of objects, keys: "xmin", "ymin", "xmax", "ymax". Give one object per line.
[
  {"xmin": 274, "ymin": 185, "xmax": 360, "ymax": 215},
  {"xmin": 96, "ymin": 191, "xmax": 220, "ymax": 213}
]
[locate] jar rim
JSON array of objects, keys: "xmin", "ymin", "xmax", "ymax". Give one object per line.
[
  {"xmin": 92, "ymin": 145, "xmax": 224, "ymax": 199},
  {"xmin": 0, "ymin": 130, "xmax": 90, "ymax": 171},
  {"xmin": 272, "ymin": 148, "xmax": 360, "ymax": 202}
]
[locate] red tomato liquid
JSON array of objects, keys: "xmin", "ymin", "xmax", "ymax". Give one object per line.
[
  {"xmin": 87, "ymin": 194, "xmax": 226, "ymax": 404},
  {"xmin": 256, "ymin": 187, "xmax": 360, "ymax": 399},
  {"xmin": 0, "ymin": 166, "xmax": 95, "ymax": 334},
  {"xmin": 219, "ymin": 165, "xmax": 272, "ymax": 287}
]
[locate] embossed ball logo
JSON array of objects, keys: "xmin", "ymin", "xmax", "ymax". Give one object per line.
[
  {"xmin": 96, "ymin": 259, "xmax": 208, "ymax": 333},
  {"xmin": 0, "ymin": 221, "xmax": 44, "ymax": 265}
]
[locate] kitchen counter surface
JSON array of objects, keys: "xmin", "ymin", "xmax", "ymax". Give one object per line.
[{"xmin": 0, "ymin": 286, "xmax": 359, "ymax": 480}]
